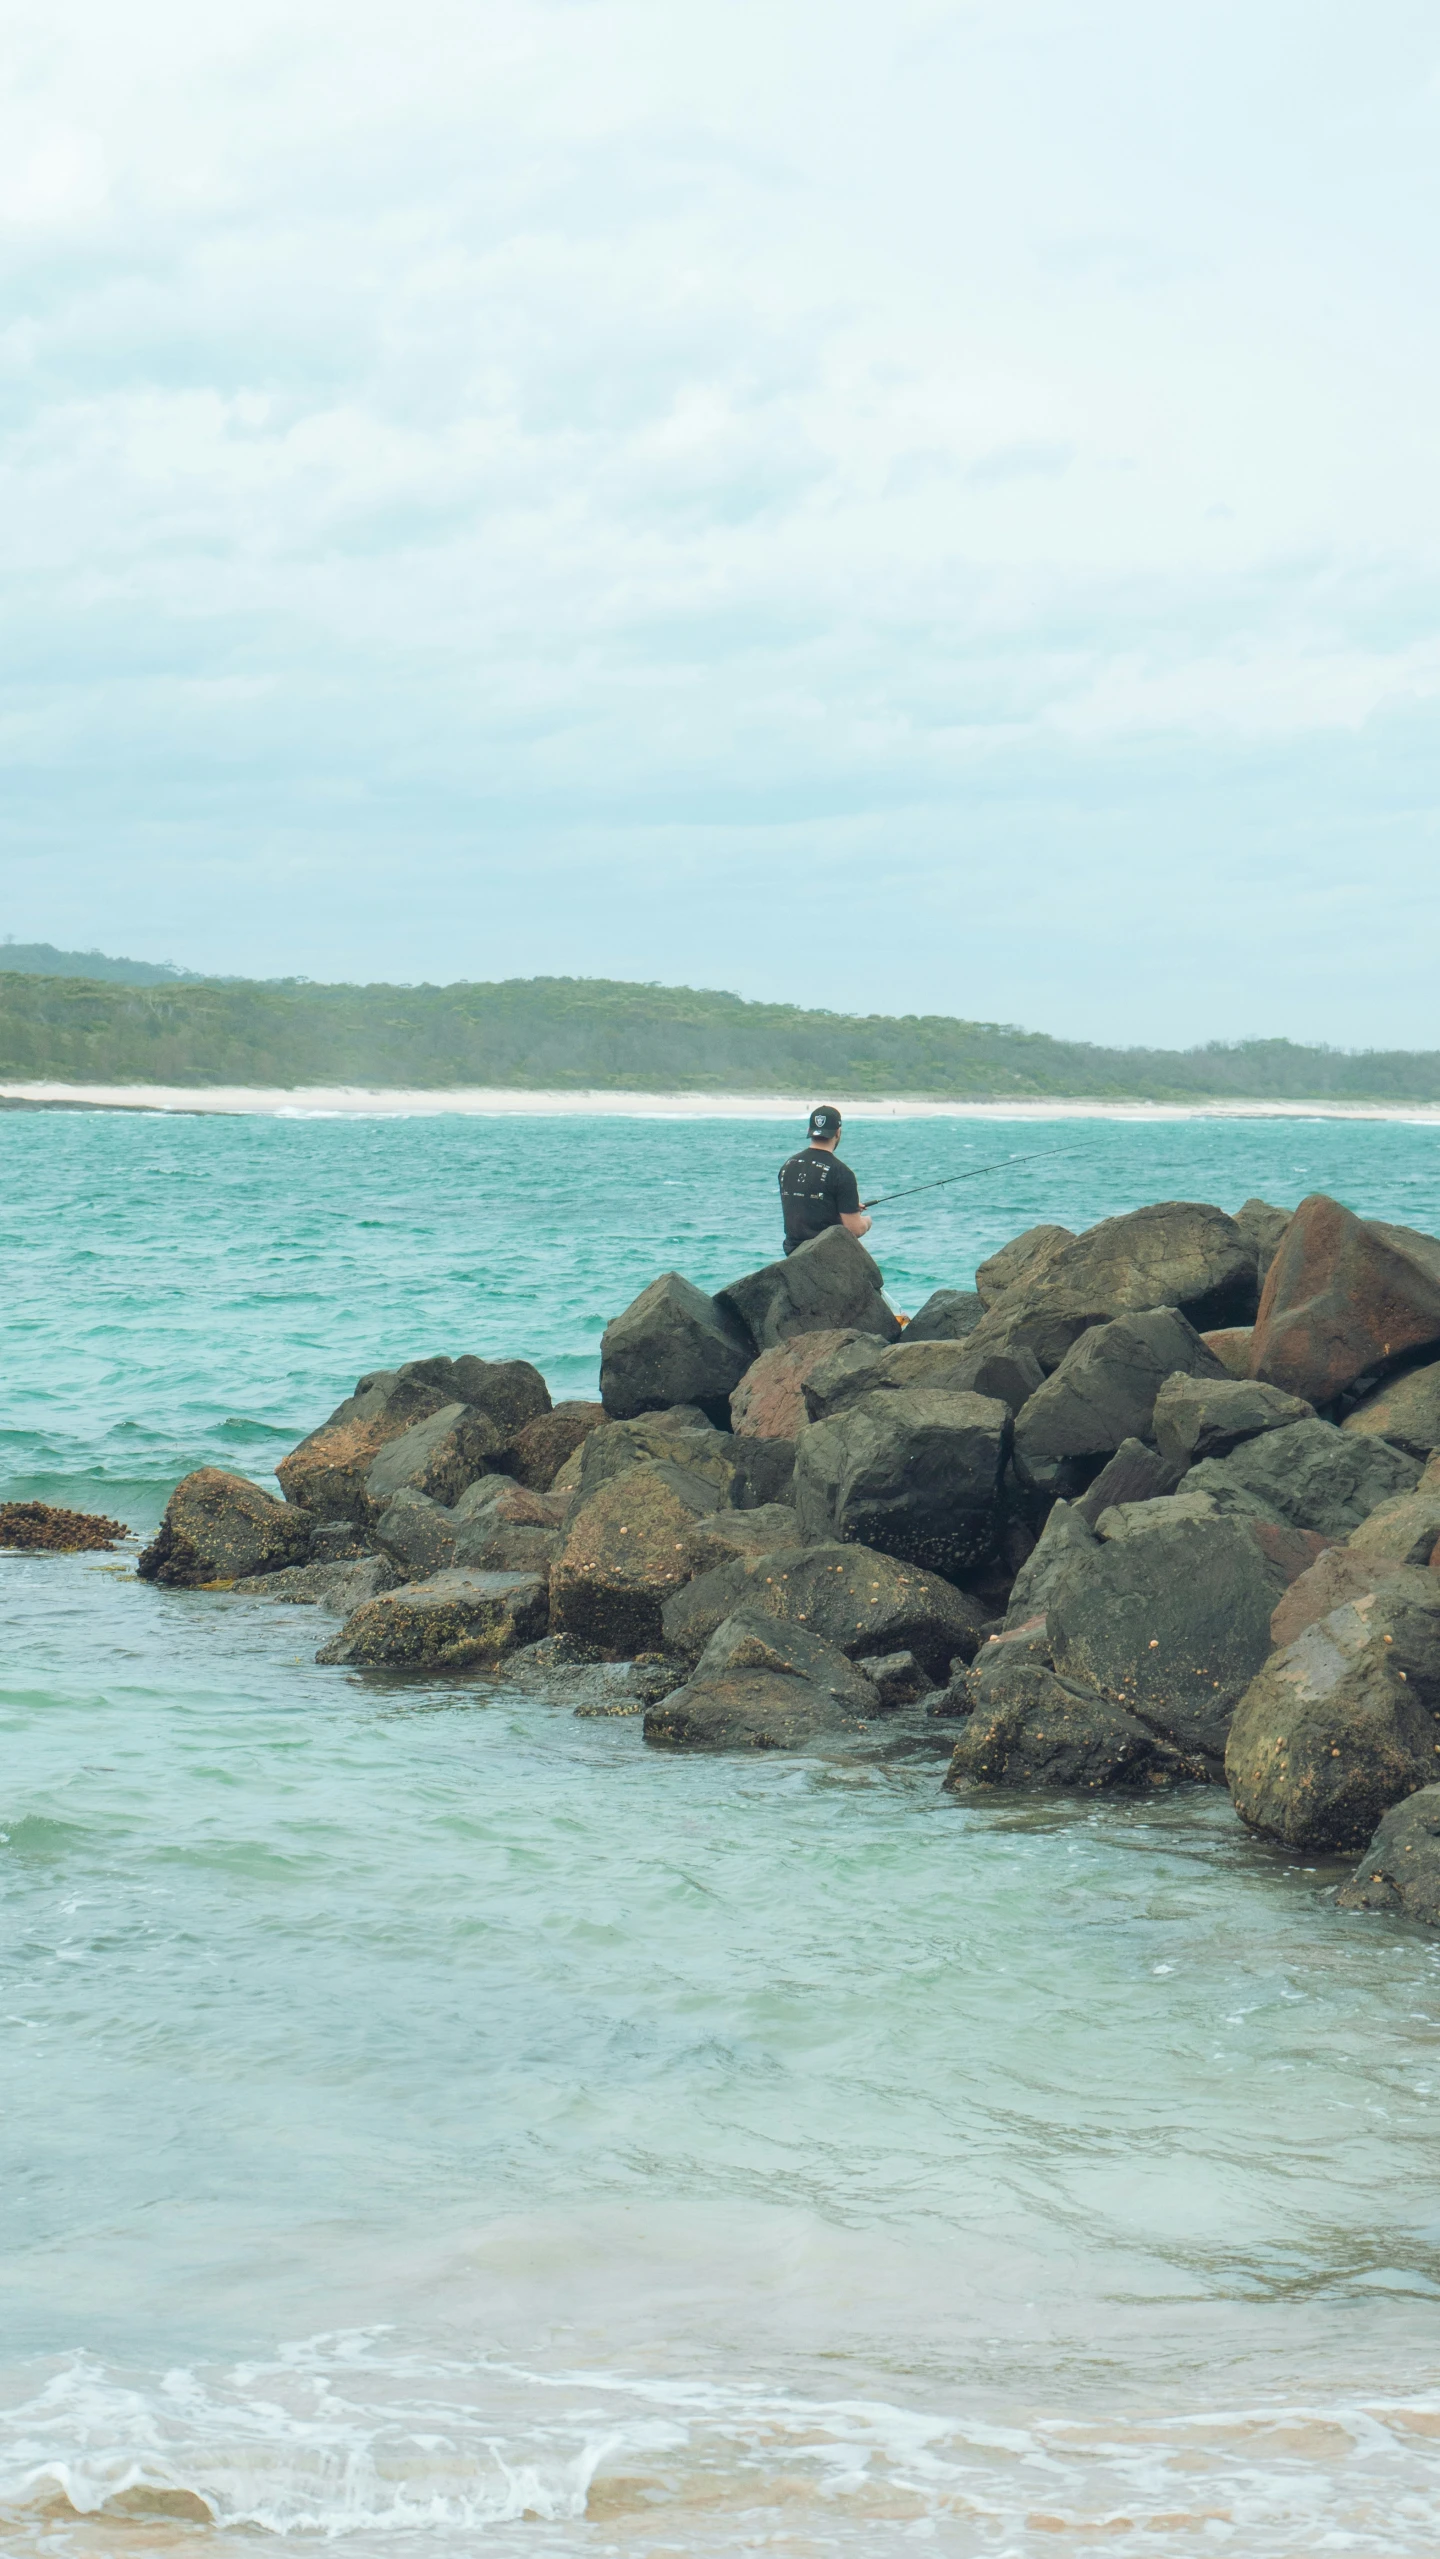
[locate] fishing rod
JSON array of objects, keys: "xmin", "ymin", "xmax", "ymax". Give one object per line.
[{"xmin": 859, "ymin": 1143, "xmax": 1085, "ymax": 1212}]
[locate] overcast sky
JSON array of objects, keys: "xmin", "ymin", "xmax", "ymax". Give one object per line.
[{"xmin": 3, "ymin": 0, "xmax": 1439, "ymax": 1044}]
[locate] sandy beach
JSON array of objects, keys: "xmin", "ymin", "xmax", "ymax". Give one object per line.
[{"xmin": 4, "ymin": 1080, "xmax": 1440, "ymax": 1124}]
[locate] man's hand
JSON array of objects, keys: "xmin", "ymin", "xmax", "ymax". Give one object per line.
[{"xmin": 840, "ymin": 1211, "xmax": 872, "ymax": 1238}]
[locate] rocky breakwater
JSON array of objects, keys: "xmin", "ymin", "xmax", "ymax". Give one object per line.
[{"xmin": 137, "ymin": 1196, "xmax": 1440, "ymax": 1922}]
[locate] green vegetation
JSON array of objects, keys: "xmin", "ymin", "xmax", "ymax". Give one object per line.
[
  {"xmin": 0, "ymin": 969, "xmax": 1436, "ymax": 1101},
  {"xmin": 0, "ymin": 941, "xmax": 203, "ymax": 986}
]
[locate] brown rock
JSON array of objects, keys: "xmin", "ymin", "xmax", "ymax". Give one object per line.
[
  {"xmin": 138, "ymin": 1468, "xmax": 313, "ymax": 1588},
  {"xmin": 550, "ymin": 1462, "xmax": 717, "ymax": 1655},
  {"xmin": 1269, "ymin": 1545, "xmax": 1409, "ymax": 1650},
  {"xmin": 1250, "ymin": 1193, "xmax": 1440, "ymax": 1405},
  {"xmin": 1202, "ymin": 1327, "xmax": 1254, "ymax": 1379},
  {"xmin": 508, "ymin": 1402, "xmax": 607, "ymax": 1489},
  {"xmin": 278, "ymin": 1370, "xmax": 454, "ymax": 1518},
  {"xmin": 729, "ymin": 1331, "xmax": 861, "ymax": 1438}
]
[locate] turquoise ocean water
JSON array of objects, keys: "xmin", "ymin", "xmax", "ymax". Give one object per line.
[{"xmin": 5, "ymin": 1104, "xmax": 1440, "ymax": 2556}]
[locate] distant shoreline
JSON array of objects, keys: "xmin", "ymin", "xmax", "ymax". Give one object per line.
[{"xmin": 5, "ymin": 1080, "xmax": 1440, "ymax": 1125}]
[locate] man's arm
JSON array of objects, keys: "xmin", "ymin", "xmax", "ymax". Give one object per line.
[{"xmin": 832, "ymin": 1160, "xmax": 871, "ymax": 1239}]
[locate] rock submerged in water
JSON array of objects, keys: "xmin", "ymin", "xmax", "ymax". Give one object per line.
[
  {"xmin": 1338, "ymin": 1785, "xmax": 1440, "ymax": 1924},
  {"xmin": 1225, "ymin": 1575, "xmax": 1440, "ymax": 1851},
  {"xmin": 317, "ymin": 1568, "xmax": 548, "ymax": 1668},
  {"xmin": 1043, "ymin": 1499, "xmax": 1290, "ymax": 1766},
  {"xmin": 139, "ymin": 1467, "xmax": 313, "ymax": 1588},
  {"xmin": 550, "ymin": 1460, "xmax": 722, "ymax": 1655},
  {"xmin": 645, "ymin": 1609, "xmax": 880, "ymax": 1749}
]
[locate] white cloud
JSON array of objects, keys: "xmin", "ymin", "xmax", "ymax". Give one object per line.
[{"xmin": 2, "ymin": 0, "xmax": 1440, "ymax": 1041}]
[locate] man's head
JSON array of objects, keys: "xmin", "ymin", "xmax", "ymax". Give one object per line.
[{"xmin": 808, "ymin": 1104, "xmax": 842, "ymax": 1151}]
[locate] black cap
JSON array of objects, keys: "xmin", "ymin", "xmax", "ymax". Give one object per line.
[{"xmin": 808, "ymin": 1104, "xmax": 842, "ymax": 1140}]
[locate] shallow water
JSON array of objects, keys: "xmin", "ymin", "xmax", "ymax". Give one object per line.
[{"xmin": 5, "ymin": 1107, "xmax": 1440, "ymax": 2555}]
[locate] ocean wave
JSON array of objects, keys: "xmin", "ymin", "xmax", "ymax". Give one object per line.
[{"xmin": 4, "ymin": 2334, "xmax": 1440, "ymax": 2555}]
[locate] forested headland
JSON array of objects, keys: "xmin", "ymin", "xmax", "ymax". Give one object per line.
[{"xmin": 1, "ymin": 965, "xmax": 1437, "ymax": 1102}]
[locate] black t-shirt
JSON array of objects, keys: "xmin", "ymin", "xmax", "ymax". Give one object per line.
[{"xmin": 779, "ymin": 1146, "xmax": 861, "ymax": 1254}]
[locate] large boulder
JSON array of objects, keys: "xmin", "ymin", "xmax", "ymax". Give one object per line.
[
  {"xmin": 1250, "ymin": 1194, "xmax": 1440, "ymax": 1405},
  {"xmin": 1044, "ymin": 1500, "xmax": 1291, "ymax": 1763},
  {"xmin": 1225, "ymin": 1576, "xmax": 1440, "ymax": 1849},
  {"xmin": 599, "ymin": 1273, "xmax": 753, "ymax": 1425},
  {"xmin": 1012, "ymin": 1308, "xmax": 1226, "ymax": 1484},
  {"xmin": 507, "ymin": 1401, "xmax": 607, "ymax": 1490},
  {"xmin": 362, "ymin": 1402, "xmax": 507, "ymax": 1518},
  {"xmin": 716, "ymin": 1226, "xmax": 900, "ymax": 1353},
  {"xmin": 277, "ymin": 1367, "xmax": 456, "ymax": 1519},
  {"xmin": 975, "ymin": 1225, "xmax": 1074, "ymax": 1308},
  {"xmin": 1337, "ymin": 1787, "xmax": 1440, "ymax": 1925},
  {"xmin": 1151, "ymin": 1373, "xmax": 1314, "ymax": 1469},
  {"xmin": 946, "ymin": 1662, "xmax": 1203, "ymax": 1793},
  {"xmin": 138, "ymin": 1468, "xmax": 314, "ymax": 1588},
  {"xmin": 793, "ymin": 1388, "xmax": 1011, "ymax": 1579},
  {"xmin": 549, "ymin": 1462, "xmax": 720, "ymax": 1655},
  {"xmin": 729, "ymin": 1330, "xmax": 862, "ymax": 1438},
  {"xmin": 316, "ymin": 1568, "xmax": 548, "ymax": 1669},
  {"xmin": 701, "ymin": 1615, "xmax": 882, "ymax": 1704},
  {"xmin": 962, "ymin": 1202, "xmax": 1255, "ymax": 1375},
  {"xmin": 903, "ymin": 1289, "xmax": 985, "ymax": 1343},
  {"xmin": 566, "ymin": 1414, "xmax": 736, "ymax": 1515},
  {"xmin": 645, "ymin": 1609, "xmax": 880, "ymax": 1749},
  {"xmin": 661, "ymin": 1540, "xmax": 986, "ymax": 1679},
  {"xmin": 1341, "ymin": 1359, "xmax": 1440, "ymax": 1459},
  {"xmin": 1185, "ymin": 1418, "xmax": 1421, "ymax": 1539}
]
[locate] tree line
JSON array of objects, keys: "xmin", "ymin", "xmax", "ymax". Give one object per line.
[{"xmin": 0, "ymin": 968, "xmax": 1435, "ymax": 1101}]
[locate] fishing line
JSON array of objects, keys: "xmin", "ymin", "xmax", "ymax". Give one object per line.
[{"xmin": 859, "ymin": 1143, "xmax": 1087, "ymax": 1211}]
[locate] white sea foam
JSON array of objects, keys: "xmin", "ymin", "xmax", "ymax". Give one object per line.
[
  {"xmin": 4, "ymin": 2335, "xmax": 1440, "ymax": 2555},
  {"xmin": 5, "ymin": 1080, "xmax": 1440, "ymax": 1124}
]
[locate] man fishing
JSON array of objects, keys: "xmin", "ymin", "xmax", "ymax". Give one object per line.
[{"xmin": 778, "ymin": 1106, "xmax": 872, "ymax": 1254}]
